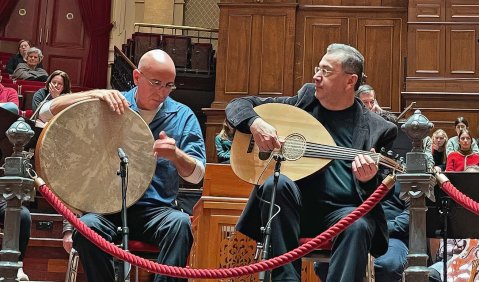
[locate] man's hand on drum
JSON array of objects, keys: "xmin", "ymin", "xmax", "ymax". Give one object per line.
[
  {"xmin": 153, "ymin": 131, "xmax": 179, "ymax": 161},
  {"xmin": 91, "ymin": 89, "xmax": 129, "ymax": 115}
]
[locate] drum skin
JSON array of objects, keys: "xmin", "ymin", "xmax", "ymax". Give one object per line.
[{"xmin": 35, "ymin": 99, "xmax": 156, "ymax": 214}]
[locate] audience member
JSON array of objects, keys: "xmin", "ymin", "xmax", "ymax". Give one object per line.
[
  {"xmin": 372, "ymin": 181, "xmax": 409, "ymax": 282},
  {"xmin": 446, "ymin": 129, "xmax": 479, "ymax": 171},
  {"xmin": 5, "ymin": 39, "xmax": 43, "ymax": 75},
  {"xmin": 0, "ymin": 75, "xmax": 19, "ymax": 114},
  {"xmin": 423, "ymin": 129, "xmax": 448, "ymax": 172},
  {"xmin": 355, "ymin": 84, "xmax": 397, "ymax": 123},
  {"xmin": 12, "ymin": 47, "xmax": 48, "ymax": 82},
  {"xmin": 40, "ymin": 49, "xmax": 206, "ymax": 282},
  {"xmin": 445, "ymin": 117, "xmax": 479, "ymax": 156},
  {"xmin": 225, "ymin": 43, "xmax": 397, "ymax": 281},
  {"xmin": 215, "ymin": 119, "xmax": 235, "ymax": 163},
  {"xmin": 32, "ymin": 70, "xmax": 71, "ymax": 112}
]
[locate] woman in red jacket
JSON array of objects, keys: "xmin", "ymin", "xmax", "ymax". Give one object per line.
[{"xmin": 446, "ymin": 129, "xmax": 479, "ymax": 171}]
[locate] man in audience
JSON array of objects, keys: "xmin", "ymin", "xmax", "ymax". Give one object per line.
[
  {"xmin": 39, "ymin": 49, "xmax": 206, "ymax": 282},
  {"xmin": 355, "ymin": 84, "xmax": 397, "ymax": 123}
]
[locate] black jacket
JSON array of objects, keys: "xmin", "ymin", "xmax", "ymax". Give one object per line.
[{"xmin": 225, "ymin": 83, "xmax": 398, "ymax": 257}]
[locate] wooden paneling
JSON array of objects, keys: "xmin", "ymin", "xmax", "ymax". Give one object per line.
[
  {"xmin": 407, "ymin": 25, "xmax": 445, "ymax": 76},
  {"xmin": 446, "ymin": 25, "xmax": 479, "ymax": 77},
  {"xmin": 1, "ymin": 0, "xmax": 90, "ymax": 86},
  {"xmin": 221, "ymin": 0, "xmax": 298, "ymax": 3},
  {"xmin": 301, "ymin": 0, "xmax": 406, "ymax": 5},
  {"xmin": 255, "ymin": 14, "xmax": 290, "ymax": 95},
  {"xmin": 190, "ymin": 164, "xmax": 320, "ymax": 282},
  {"xmin": 223, "ymin": 14, "xmax": 253, "ymax": 96},
  {"xmin": 402, "ymin": 92, "xmax": 479, "ymax": 137},
  {"xmin": 408, "ymin": 0, "xmax": 444, "ymax": 22},
  {"xmin": 215, "ymin": 4, "xmax": 296, "ymax": 107},
  {"xmin": 406, "ymin": 0, "xmax": 479, "ymax": 98},
  {"xmin": 295, "ymin": 16, "xmax": 349, "ymax": 88},
  {"xmin": 2, "ymin": 0, "xmax": 45, "ymax": 43},
  {"xmin": 447, "ymin": 0, "xmax": 479, "ymax": 22},
  {"xmin": 357, "ymin": 18, "xmax": 403, "ymax": 111},
  {"xmin": 295, "ymin": 8, "xmax": 406, "ymax": 111}
]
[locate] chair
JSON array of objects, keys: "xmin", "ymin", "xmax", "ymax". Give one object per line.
[
  {"xmin": 162, "ymin": 35, "xmax": 191, "ymax": 69},
  {"xmin": 299, "ymin": 237, "xmax": 375, "ymax": 282},
  {"xmin": 21, "ymin": 91, "xmax": 36, "ymax": 111},
  {"xmin": 65, "ymin": 240, "xmax": 160, "ymax": 282}
]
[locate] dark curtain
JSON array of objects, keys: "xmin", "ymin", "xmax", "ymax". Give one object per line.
[
  {"xmin": 0, "ymin": 1, "xmax": 17, "ymax": 27},
  {"xmin": 76, "ymin": 0, "xmax": 113, "ymax": 89}
]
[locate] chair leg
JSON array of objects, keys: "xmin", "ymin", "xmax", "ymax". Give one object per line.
[
  {"xmin": 367, "ymin": 253, "xmax": 375, "ymax": 282},
  {"xmin": 65, "ymin": 248, "xmax": 79, "ymax": 282},
  {"xmin": 135, "ymin": 265, "xmax": 139, "ymax": 282}
]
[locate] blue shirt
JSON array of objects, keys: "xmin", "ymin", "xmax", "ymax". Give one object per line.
[{"xmin": 123, "ymin": 87, "xmax": 206, "ymax": 206}]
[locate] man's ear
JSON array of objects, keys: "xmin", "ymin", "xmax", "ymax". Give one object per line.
[
  {"xmin": 132, "ymin": 69, "xmax": 140, "ymax": 86},
  {"xmin": 348, "ymin": 74, "xmax": 359, "ymax": 90}
]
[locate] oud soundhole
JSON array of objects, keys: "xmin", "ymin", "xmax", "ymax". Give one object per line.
[{"xmin": 282, "ymin": 133, "xmax": 306, "ymax": 161}]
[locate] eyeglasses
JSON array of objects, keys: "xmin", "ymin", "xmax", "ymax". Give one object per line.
[
  {"xmin": 460, "ymin": 136, "xmax": 471, "ymax": 141},
  {"xmin": 138, "ymin": 70, "xmax": 176, "ymax": 91},
  {"xmin": 314, "ymin": 67, "xmax": 334, "ymax": 77}
]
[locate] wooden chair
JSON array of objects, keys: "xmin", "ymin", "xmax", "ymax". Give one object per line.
[{"xmin": 299, "ymin": 237, "xmax": 375, "ymax": 282}]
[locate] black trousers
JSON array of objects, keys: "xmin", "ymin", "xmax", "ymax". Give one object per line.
[
  {"xmin": 236, "ymin": 175, "xmax": 376, "ymax": 282},
  {"xmin": 0, "ymin": 203, "xmax": 31, "ymax": 261},
  {"xmin": 72, "ymin": 205, "xmax": 192, "ymax": 282}
]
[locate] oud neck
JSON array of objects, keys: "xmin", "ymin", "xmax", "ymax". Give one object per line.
[{"xmin": 301, "ymin": 142, "xmax": 403, "ymax": 172}]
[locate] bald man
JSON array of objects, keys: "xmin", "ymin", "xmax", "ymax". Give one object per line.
[{"xmin": 38, "ymin": 50, "xmax": 206, "ymax": 282}]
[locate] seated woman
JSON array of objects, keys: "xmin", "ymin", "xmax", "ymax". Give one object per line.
[
  {"xmin": 215, "ymin": 119, "xmax": 235, "ymax": 163},
  {"xmin": 446, "ymin": 117, "xmax": 479, "ymax": 156},
  {"xmin": 12, "ymin": 47, "xmax": 48, "ymax": 82},
  {"xmin": 446, "ymin": 129, "xmax": 479, "ymax": 171},
  {"xmin": 6, "ymin": 39, "xmax": 43, "ymax": 74},
  {"xmin": 32, "ymin": 70, "xmax": 71, "ymax": 112},
  {"xmin": 0, "ymin": 75, "xmax": 19, "ymax": 114},
  {"xmin": 424, "ymin": 129, "xmax": 448, "ymax": 172}
]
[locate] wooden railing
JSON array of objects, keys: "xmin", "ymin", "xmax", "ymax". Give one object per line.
[{"xmin": 110, "ymin": 46, "xmax": 136, "ymax": 92}]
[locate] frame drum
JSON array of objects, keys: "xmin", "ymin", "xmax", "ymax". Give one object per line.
[{"xmin": 35, "ymin": 99, "xmax": 156, "ymax": 214}]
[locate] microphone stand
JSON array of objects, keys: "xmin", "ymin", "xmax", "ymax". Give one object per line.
[
  {"xmin": 259, "ymin": 154, "xmax": 285, "ymax": 282},
  {"xmin": 117, "ymin": 148, "xmax": 130, "ymax": 282}
]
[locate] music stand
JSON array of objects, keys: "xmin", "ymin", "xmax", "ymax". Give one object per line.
[{"xmin": 426, "ymin": 172, "xmax": 479, "ymax": 281}]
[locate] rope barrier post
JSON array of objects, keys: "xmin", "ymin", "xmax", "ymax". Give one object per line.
[
  {"xmin": 0, "ymin": 118, "xmax": 36, "ymax": 281},
  {"xmin": 397, "ymin": 109, "xmax": 435, "ymax": 282}
]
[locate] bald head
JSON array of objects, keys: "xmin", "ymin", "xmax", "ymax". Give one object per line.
[
  {"xmin": 138, "ymin": 49, "xmax": 176, "ymax": 74},
  {"xmin": 134, "ymin": 49, "xmax": 177, "ymax": 110}
]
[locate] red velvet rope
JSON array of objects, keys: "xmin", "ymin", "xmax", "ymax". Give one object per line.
[
  {"xmin": 38, "ymin": 181, "xmax": 390, "ymax": 279},
  {"xmin": 441, "ymin": 180, "xmax": 479, "ymax": 216}
]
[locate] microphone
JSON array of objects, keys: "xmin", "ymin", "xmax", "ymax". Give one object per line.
[{"xmin": 117, "ymin": 148, "xmax": 129, "ymax": 163}]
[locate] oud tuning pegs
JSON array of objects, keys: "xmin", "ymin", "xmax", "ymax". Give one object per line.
[{"xmin": 387, "ymin": 150, "xmax": 394, "ymax": 158}]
